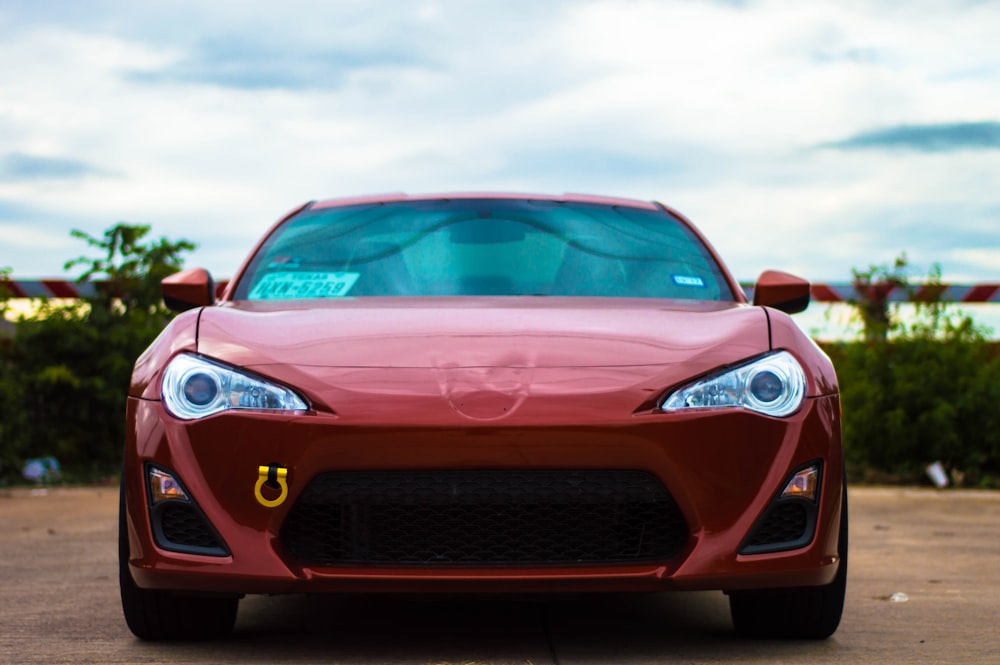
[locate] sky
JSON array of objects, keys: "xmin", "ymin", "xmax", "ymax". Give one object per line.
[{"xmin": 1, "ymin": 0, "xmax": 998, "ymax": 288}]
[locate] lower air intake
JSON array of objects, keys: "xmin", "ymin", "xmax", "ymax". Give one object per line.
[
  {"xmin": 740, "ymin": 501, "xmax": 814, "ymax": 555},
  {"xmin": 152, "ymin": 502, "xmax": 228, "ymax": 556},
  {"xmin": 281, "ymin": 470, "xmax": 688, "ymax": 566}
]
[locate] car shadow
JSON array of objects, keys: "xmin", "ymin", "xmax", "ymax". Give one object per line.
[{"xmin": 120, "ymin": 590, "xmax": 842, "ymax": 664}]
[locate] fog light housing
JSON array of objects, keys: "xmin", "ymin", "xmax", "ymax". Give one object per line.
[
  {"xmin": 145, "ymin": 465, "xmax": 229, "ymax": 556},
  {"xmin": 148, "ymin": 467, "xmax": 189, "ymax": 504},
  {"xmin": 781, "ymin": 464, "xmax": 820, "ymax": 501},
  {"xmin": 740, "ymin": 462, "xmax": 822, "ymax": 555}
]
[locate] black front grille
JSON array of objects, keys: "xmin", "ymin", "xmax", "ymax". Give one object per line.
[
  {"xmin": 153, "ymin": 502, "xmax": 228, "ymax": 556},
  {"xmin": 747, "ymin": 502, "xmax": 807, "ymax": 546},
  {"xmin": 281, "ymin": 470, "xmax": 688, "ymax": 566},
  {"xmin": 740, "ymin": 501, "xmax": 812, "ymax": 554}
]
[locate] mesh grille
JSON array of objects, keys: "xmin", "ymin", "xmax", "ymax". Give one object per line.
[
  {"xmin": 159, "ymin": 503, "xmax": 225, "ymax": 550},
  {"xmin": 746, "ymin": 502, "xmax": 808, "ymax": 547},
  {"xmin": 281, "ymin": 470, "xmax": 688, "ymax": 566}
]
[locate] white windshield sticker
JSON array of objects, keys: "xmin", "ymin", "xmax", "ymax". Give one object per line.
[
  {"xmin": 249, "ymin": 272, "xmax": 360, "ymax": 299},
  {"xmin": 672, "ymin": 274, "xmax": 706, "ymax": 287}
]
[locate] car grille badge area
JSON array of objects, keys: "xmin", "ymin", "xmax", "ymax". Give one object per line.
[{"xmin": 434, "ymin": 364, "xmax": 533, "ymax": 421}]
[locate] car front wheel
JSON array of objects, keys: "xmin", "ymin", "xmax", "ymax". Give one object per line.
[
  {"xmin": 728, "ymin": 478, "xmax": 848, "ymax": 639},
  {"xmin": 118, "ymin": 478, "xmax": 239, "ymax": 641}
]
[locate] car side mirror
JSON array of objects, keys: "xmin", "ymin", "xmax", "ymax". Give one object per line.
[
  {"xmin": 162, "ymin": 268, "xmax": 215, "ymax": 312},
  {"xmin": 752, "ymin": 270, "xmax": 810, "ymax": 314}
]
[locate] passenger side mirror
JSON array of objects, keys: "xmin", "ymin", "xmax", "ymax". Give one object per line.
[
  {"xmin": 162, "ymin": 268, "xmax": 215, "ymax": 312},
  {"xmin": 752, "ymin": 270, "xmax": 810, "ymax": 314}
]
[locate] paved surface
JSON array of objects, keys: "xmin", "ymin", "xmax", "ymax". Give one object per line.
[{"xmin": 1, "ymin": 485, "xmax": 999, "ymax": 664}]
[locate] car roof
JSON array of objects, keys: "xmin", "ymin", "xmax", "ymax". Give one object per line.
[{"xmin": 309, "ymin": 192, "xmax": 662, "ymax": 211}]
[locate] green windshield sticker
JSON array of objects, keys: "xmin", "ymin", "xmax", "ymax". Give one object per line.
[{"xmin": 249, "ymin": 272, "xmax": 360, "ymax": 300}]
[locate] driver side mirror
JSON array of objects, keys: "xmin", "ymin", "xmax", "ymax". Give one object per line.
[
  {"xmin": 162, "ymin": 268, "xmax": 215, "ymax": 312},
  {"xmin": 752, "ymin": 270, "xmax": 810, "ymax": 314}
]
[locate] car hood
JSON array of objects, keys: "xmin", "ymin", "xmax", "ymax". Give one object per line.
[
  {"xmin": 199, "ymin": 297, "xmax": 765, "ymax": 368},
  {"xmin": 191, "ymin": 297, "xmax": 772, "ymax": 422}
]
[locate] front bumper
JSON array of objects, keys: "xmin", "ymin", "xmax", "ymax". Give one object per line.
[{"xmin": 124, "ymin": 394, "xmax": 843, "ymax": 595}]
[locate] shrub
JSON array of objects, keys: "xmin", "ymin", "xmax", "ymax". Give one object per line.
[
  {"xmin": 825, "ymin": 255, "xmax": 1000, "ymax": 487},
  {"xmin": 0, "ymin": 225, "xmax": 193, "ymax": 484}
]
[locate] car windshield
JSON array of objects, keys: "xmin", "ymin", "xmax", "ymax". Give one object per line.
[{"xmin": 233, "ymin": 198, "xmax": 736, "ymax": 301}]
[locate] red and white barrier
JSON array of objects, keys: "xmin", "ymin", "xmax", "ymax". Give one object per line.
[
  {"xmin": 742, "ymin": 282, "xmax": 1000, "ymax": 303},
  {"xmin": 2, "ymin": 278, "xmax": 999, "ymax": 303}
]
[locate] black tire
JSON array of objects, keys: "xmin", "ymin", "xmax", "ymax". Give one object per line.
[
  {"xmin": 119, "ymin": 477, "xmax": 239, "ymax": 641},
  {"xmin": 729, "ymin": 478, "xmax": 848, "ymax": 639}
]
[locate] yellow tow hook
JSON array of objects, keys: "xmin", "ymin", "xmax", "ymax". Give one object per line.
[{"xmin": 254, "ymin": 465, "xmax": 289, "ymax": 508}]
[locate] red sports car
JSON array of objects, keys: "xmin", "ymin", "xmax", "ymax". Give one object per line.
[{"xmin": 120, "ymin": 193, "xmax": 846, "ymax": 641}]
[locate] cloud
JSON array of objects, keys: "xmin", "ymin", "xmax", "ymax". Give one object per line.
[
  {"xmin": 0, "ymin": 208, "xmax": 85, "ymax": 275},
  {"xmin": 496, "ymin": 147, "xmax": 684, "ymax": 184},
  {"xmin": 2, "ymin": 0, "xmax": 1000, "ymax": 288},
  {"xmin": 0, "ymin": 199, "xmax": 40, "ymax": 220},
  {"xmin": 823, "ymin": 122, "xmax": 1000, "ymax": 152},
  {"xmin": 126, "ymin": 38, "xmax": 428, "ymax": 91},
  {"xmin": 870, "ymin": 205, "xmax": 999, "ymax": 249},
  {"xmin": 0, "ymin": 153, "xmax": 107, "ymax": 181},
  {"xmin": 811, "ymin": 47, "xmax": 885, "ymax": 66}
]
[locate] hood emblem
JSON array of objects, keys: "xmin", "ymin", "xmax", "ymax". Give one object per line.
[{"xmin": 434, "ymin": 364, "xmax": 533, "ymax": 421}]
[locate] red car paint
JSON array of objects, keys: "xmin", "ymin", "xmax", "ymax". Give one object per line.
[{"xmin": 120, "ymin": 193, "xmax": 845, "ymax": 640}]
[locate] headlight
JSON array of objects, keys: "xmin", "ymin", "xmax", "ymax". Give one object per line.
[
  {"xmin": 660, "ymin": 351, "xmax": 806, "ymax": 418},
  {"xmin": 162, "ymin": 353, "xmax": 308, "ymax": 420}
]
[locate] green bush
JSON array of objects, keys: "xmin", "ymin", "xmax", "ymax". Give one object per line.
[
  {"xmin": 826, "ymin": 333, "xmax": 1000, "ymax": 487},
  {"xmin": 824, "ymin": 255, "xmax": 1000, "ymax": 487},
  {"xmin": 0, "ymin": 225, "xmax": 193, "ymax": 484}
]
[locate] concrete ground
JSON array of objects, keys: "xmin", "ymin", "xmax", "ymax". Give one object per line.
[{"xmin": 1, "ymin": 485, "xmax": 998, "ymax": 664}]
